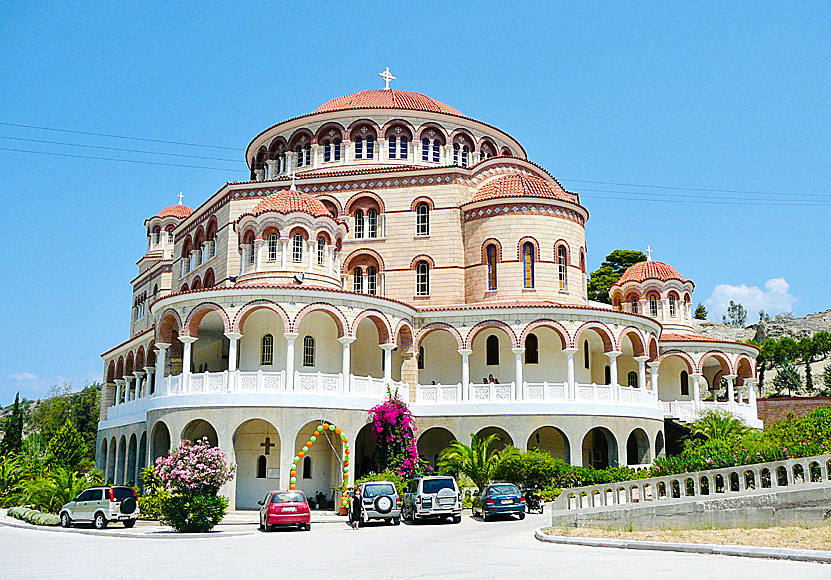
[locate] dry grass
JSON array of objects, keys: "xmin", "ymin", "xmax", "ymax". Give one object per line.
[{"xmin": 542, "ymin": 525, "xmax": 831, "ymax": 552}]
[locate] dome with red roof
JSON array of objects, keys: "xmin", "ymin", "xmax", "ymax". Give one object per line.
[
  {"xmin": 466, "ymin": 173, "xmax": 573, "ymax": 204},
  {"xmin": 248, "ymin": 189, "xmax": 333, "ymax": 219},
  {"xmin": 314, "ymin": 89, "xmax": 462, "ymax": 116},
  {"xmin": 616, "ymin": 260, "xmax": 690, "ymax": 286},
  {"xmin": 156, "ymin": 204, "xmax": 194, "ymax": 219}
]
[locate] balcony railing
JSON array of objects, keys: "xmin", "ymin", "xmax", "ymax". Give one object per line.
[{"xmin": 660, "ymin": 399, "xmax": 759, "ymax": 427}]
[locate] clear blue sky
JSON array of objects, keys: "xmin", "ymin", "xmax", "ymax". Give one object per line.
[{"xmin": 1, "ymin": 2, "xmax": 829, "ymax": 405}]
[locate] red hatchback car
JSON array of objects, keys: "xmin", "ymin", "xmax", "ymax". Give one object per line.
[{"xmin": 258, "ymin": 490, "xmax": 311, "ymax": 531}]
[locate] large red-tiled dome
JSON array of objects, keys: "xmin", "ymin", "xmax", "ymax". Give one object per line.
[
  {"xmin": 468, "ymin": 173, "xmax": 572, "ymax": 204},
  {"xmin": 249, "ymin": 189, "xmax": 332, "ymax": 218},
  {"xmin": 156, "ymin": 204, "xmax": 194, "ymax": 219},
  {"xmin": 616, "ymin": 260, "xmax": 689, "ymax": 285},
  {"xmin": 314, "ymin": 89, "xmax": 462, "ymax": 116}
]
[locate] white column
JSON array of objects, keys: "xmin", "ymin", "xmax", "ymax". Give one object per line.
[
  {"xmin": 342, "ymin": 140, "xmax": 352, "ymax": 163},
  {"xmin": 327, "ymin": 245, "xmax": 334, "ymax": 276},
  {"xmin": 307, "ymin": 240, "xmax": 314, "ymax": 271},
  {"xmin": 512, "ymin": 348, "xmax": 525, "ymax": 400},
  {"xmin": 265, "ymin": 159, "xmax": 276, "ymax": 180},
  {"xmin": 377, "ymin": 138, "xmax": 386, "ymax": 161},
  {"xmin": 747, "ymin": 378, "xmax": 758, "ymax": 410},
  {"xmin": 284, "ymin": 333, "xmax": 299, "ymax": 391},
  {"xmin": 380, "ymin": 344, "xmax": 396, "ymax": 385},
  {"xmin": 281, "ymin": 239, "xmax": 288, "ymax": 269},
  {"xmin": 114, "ymin": 379, "xmax": 124, "ymax": 406},
  {"xmin": 339, "ymin": 336, "xmax": 356, "ymax": 392},
  {"xmin": 691, "ymin": 372, "xmax": 703, "ymax": 410},
  {"xmin": 311, "ymin": 144, "xmax": 321, "ymax": 169},
  {"xmin": 255, "ymin": 239, "xmax": 265, "ymax": 271},
  {"xmin": 155, "ymin": 343, "xmax": 169, "ymax": 395},
  {"xmin": 133, "ymin": 371, "xmax": 145, "ymax": 399},
  {"xmin": 565, "ymin": 348, "xmax": 578, "ymax": 400},
  {"xmin": 143, "ymin": 366, "xmax": 154, "ymax": 397},
  {"xmin": 606, "ymin": 350, "xmax": 622, "ymax": 390},
  {"xmin": 649, "ymin": 362, "xmax": 660, "ymax": 394},
  {"xmin": 285, "ymin": 151, "xmax": 294, "ymax": 175},
  {"xmin": 123, "ymin": 376, "xmax": 133, "ymax": 402},
  {"xmin": 634, "ymin": 356, "xmax": 649, "ymax": 390},
  {"xmin": 180, "ymin": 337, "xmax": 197, "ymax": 391},
  {"xmin": 225, "ymin": 332, "xmax": 242, "ymax": 392},
  {"xmin": 725, "ymin": 374, "xmax": 737, "ymax": 411},
  {"xmin": 239, "ymin": 246, "xmax": 248, "ymax": 276},
  {"xmin": 458, "ymin": 349, "xmax": 472, "ymax": 401}
]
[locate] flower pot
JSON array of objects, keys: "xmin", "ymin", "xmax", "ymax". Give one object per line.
[{"xmin": 339, "ymin": 506, "xmax": 348, "ymax": 516}]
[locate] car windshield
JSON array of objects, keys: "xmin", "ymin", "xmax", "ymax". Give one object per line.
[
  {"xmin": 422, "ymin": 479, "xmax": 454, "ymax": 494},
  {"xmin": 363, "ymin": 484, "xmax": 395, "ymax": 497},
  {"xmin": 112, "ymin": 488, "xmax": 134, "ymax": 501},
  {"xmin": 271, "ymin": 492, "xmax": 306, "ymax": 504},
  {"xmin": 488, "ymin": 484, "xmax": 519, "ymax": 495}
]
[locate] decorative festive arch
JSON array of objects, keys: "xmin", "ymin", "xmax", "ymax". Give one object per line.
[{"xmin": 289, "ymin": 422, "xmax": 351, "ymax": 509}]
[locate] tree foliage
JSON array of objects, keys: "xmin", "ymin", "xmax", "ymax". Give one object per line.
[
  {"xmin": 437, "ymin": 433, "xmax": 508, "ymax": 491},
  {"xmin": 726, "ymin": 300, "xmax": 747, "ymax": 327},
  {"xmin": 47, "ymin": 420, "xmax": 87, "ymax": 471},
  {"xmin": 586, "ymin": 250, "xmax": 647, "ymax": 304},
  {"xmin": 772, "ymin": 360, "xmax": 802, "ymax": 396},
  {"xmin": 693, "ymin": 303, "xmax": 708, "ymax": 320},
  {"xmin": 1, "ymin": 393, "xmax": 24, "ymax": 456},
  {"xmin": 367, "ymin": 389, "xmax": 420, "ymax": 478},
  {"xmin": 689, "ymin": 409, "xmax": 749, "ymax": 441}
]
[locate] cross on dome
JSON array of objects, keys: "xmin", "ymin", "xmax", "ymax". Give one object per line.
[
  {"xmin": 645, "ymin": 245, "xmax": 653, "ymax": 261},
  {"xmin": 379, "ymin": 67, "xmax": 396, "ymax": 90},
  {"xmin": 177, "ymin": 192, "xmax": 185, "ymax": 205}
]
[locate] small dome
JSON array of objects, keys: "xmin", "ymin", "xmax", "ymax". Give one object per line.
[
  {"xmin": 250, "ymin": 189, "xmax": 333, "ymax": 219},
  {"xmin": 314, "ymin": 89, "xmax": 462, "ymax": 116},
  {"xmin": 156, "ymin": 204, "xmax": 194, "ymax": 219},
  {"xmin": 616, "ymin": 260, "xmax": 689, "ymax": 285},
  {"xmin": 468, "ymin": 173, "xmax": 572, "ymax": 204}
]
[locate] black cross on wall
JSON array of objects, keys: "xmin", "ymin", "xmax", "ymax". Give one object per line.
[{"xmin": 260, "ymin": 436, "xmax": 275, "ymax": 455}]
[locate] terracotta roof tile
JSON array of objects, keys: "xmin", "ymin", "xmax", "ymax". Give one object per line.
[
  {"xmin": 247, "ymin": 189, "xmax": 333, "ymax": 219},
  {"xmin": 314, "ymin": 89, "xmax": 462, "ymax": 116},
  {"xmin": 157, "ymin": 204, "xmax": 194, "ymax": 219},
  {"xmin": 660, "ymin": 333, "xmax": 758, "ymax": 350},
  {"xmin": 616, "ymin": 260, "xmax": 690, "ymax": 285},
  {"xmin": 467, "ymin": 173, "xmax": 572, "ymax": 204}
]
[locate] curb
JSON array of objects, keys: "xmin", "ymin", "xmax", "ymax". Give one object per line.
[
  {"xmin": 533, "ymin": 528, "xmax": 831, "ymax": 564},
  {"xmin": 0, "ymin": 517, "xmax": 254, "ymax": 539}
]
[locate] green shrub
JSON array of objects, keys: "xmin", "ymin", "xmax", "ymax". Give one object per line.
[
  {"xmin": 7, "ymin": 505, "xmax": 60, "ymax": 526},
  {"xmin": 355, "ymin": 470, "xmax": 406, "ymax": 496},
  {"xmin": 160, "ymin": 494, "xmax": 229, "ymax": 533},
  {"xmin": 540, "ymin": 488, "xmax": 562, "ymax": 502},
  {"xmin": 138, "ymin": 489, "xmax": 170, "ymax": 520}
]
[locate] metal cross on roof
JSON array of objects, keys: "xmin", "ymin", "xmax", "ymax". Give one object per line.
[
  {"xmin": 177, "ymin": 192, "xmax": 184, "ymax": 205},
  {"xmin": 379, "ymin": 67, "xmax": 396, "ymax": 90},
  {"xmin": 645, "ymin": 245, "xmax": 653, "ymax": 261}
]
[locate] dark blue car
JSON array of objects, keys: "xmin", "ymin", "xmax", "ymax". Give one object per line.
[{"xmin": 472, "ymin": 483, "xmax": 526, "ymax": 521}]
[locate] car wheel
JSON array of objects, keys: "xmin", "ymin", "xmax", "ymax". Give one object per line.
[
  {"xmin": 93, "ymin": 513, "xmax": 108, "ymax": 530},
  {"xmin": 123, "ymin": 519, "xmax": 136, "ymax": 528},
  {"xmin": 60, "ymin": 512, "xmax": 71, "ymax": 528},
  {"xmin": 392, "ymin": 516, "xmax": 401, "ymax": 526},
  {"xmin": 258, "ymin": 518, "xmax": 264, "ymax": 531},
  {"xmin": 518, "ymin": 512, "xmax": 526, "ymax": 520},
  {"xmin": 304, "ymin": 523, "xmax": 311, "ymax": 531},
  {"xmin": 453, "ymin": 515, "xmax": 461, "ymax": 524},
  {"xmin": 482, "ymin": 511, "xmax": 489, "ymax": 522}
]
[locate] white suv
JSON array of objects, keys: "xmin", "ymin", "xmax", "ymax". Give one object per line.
[
  {"xmin": 402, "ymin": 476, "xmax": 462, "ymax": 523},
  {"xmin": 356, "ymin": 481, "xmax": 401, "ymax": 526},
  {"xmin": 59, "ymin": 486, "xmax": 140, "ymax": 529}
]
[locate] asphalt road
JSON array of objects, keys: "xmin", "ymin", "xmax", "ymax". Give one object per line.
[{"xmin": 1, "ymin": 512, "xmax": 829, "ymax": 579}]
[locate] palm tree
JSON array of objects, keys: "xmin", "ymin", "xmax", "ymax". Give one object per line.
[
  {"xmin": 690, "ymin": 409, "xmax": 749, "ymax": 441},
  {"xmin": 437, "ymin": 433, "xmax": 508, "ymax": 491},
  {"xmin": 21, "ymin": 468, "xmax": 90, "ymax": 513}
]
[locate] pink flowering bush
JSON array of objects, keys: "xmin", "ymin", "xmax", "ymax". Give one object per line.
[{"xmin": 368, "ymin": 389, "xmax": 423, "ymax": 478}]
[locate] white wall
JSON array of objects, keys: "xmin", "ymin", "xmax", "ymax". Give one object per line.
[
  {"xmin": 295, "ymin": 311, "xmax": 341, "ymax": 374},
  {"xmin": 351, "ymin": 319, "xmax": 383, "ymax": 378},
  {"xmin": 470, "ymin": 329, "xmax": 514, "ymax": 384},
  {"xmin": 418, "ymin": 331, "xmax": 462, "ymax": 385},
  {"xmin": 234, "ymin": 420, "xmax": 281, "ymax": 509},
  {"xmin": 239, "ymin": 309, "xmax": 286, "ymax": 372}
]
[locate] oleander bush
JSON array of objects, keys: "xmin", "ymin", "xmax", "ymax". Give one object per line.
[{"xmin": 159, "ymin": 494, "xmax": 229, "ymax": 533}]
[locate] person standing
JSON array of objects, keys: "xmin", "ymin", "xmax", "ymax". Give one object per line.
[{"xmin": 350, "ymin": 488, "xmax": 362, "ymax": 530}]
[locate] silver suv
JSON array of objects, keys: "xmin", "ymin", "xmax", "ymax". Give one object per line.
[
  {"xmin": 356, "ymin": 481, "xmax": 401, "ymax": 526},
  {"xmin": 402, "ymin": 476, "xmax": 462, "ymax": 523},
  {"xmin": 59, "ymin": 486, "xmax": 140, "ymax": 529}
]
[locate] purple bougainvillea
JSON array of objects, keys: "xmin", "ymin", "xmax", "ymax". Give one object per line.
[{"xmin": 368, "ymin": 389, "xmax": 421, "ymax": 478}]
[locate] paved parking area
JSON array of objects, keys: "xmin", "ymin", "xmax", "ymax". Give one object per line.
[{"xmin": 1, "ymin": 511, "xmax": 829, "ymax": 579}]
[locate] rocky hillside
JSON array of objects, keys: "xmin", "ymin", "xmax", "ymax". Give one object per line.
[{"xmin": 693, "ymin": 309, "xmax": 831, "ymax": 343}]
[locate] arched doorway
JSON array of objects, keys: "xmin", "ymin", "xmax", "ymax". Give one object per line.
[
  {"xmin": 233, "ymin": 419, "xmax": 280, "ymax": 509},
  {"xmin": 127, "ymin": 434, "xmax": 138, "ymax": 485},
  {"xmin": 116, "ymin": 435, "xmax": 127, "ymax": 484},
  {"xmin": 475, "ymin": 426, "xmax": 513, "ymax": 452},
  {"xmin": 354, "ymin": 423, "xmax": 378, "ymax": 478},
  {"xmin": 99, "ymin": 439, "xmax": 108, "ymax": 474},
  {"xmin": 294, "ymin": 421, "xmax": 343, "ymax": 505},
  {"xmin": 582, "ymin": 427, "xmax": 617, "ymax": 469},
  {"xmin": 626, "ymin": 428, "xmax": 650, "ymax": 466},
  {"xmin": 655, "ymin": 430, "xmax": 665, "ymax": 458},
  {"xmin": 181, "ymin": 419, "xmax": 219, "ymax": 446},
  {"xmin": 138, "ymin": 432, "xmax": 147, "ymax": 488},
  {"xmin": 417, "ymin": 427, "xmax": 455, "ymax": 469},
  {"xmin": 150, "ymin": 421, "xmax": 171, "ymax": 464},
  {"xmin": 527, "ymin": 426, "xmax": 570, "ymax": 462},
  {"xmin": 107, "ymin": 438, "xmax": 117, "ymax": 483},
  {"xmin": 190, "ymin": 309, "xmax": 229, "ymax": 373}
]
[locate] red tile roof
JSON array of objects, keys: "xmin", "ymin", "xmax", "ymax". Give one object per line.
[
  {"xmin": 157, "ymin": 204, "xmax": 194, "ymax": 219},
  {"xmin": 660, "ymin": 333, "xmax": 759, "ymax": 350},
  {"xmin": 467, "ymin": 173, "xmax": 572, "ymax": 204},
  {"xmin": 314, "ymin": 89, "xmax": 462, "ymax": 116},
  {"xmin": 248, "ymin": 188, "xmax": 333, "ymax": 218},
  {"xmin": 616, "ymin": 260, "xmax": 689, "ymax": 285}
]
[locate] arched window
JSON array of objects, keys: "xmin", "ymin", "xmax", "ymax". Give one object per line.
[
  {"xmin": 681, "ymin": 370, "xmax": 690, "ymax": 396},
  {"xmin": 415, "ymin": 261, "xmax": 429, "ymax": 296},
  {"xmin": 248, "ymin": 238, "xmax": 255, "ymax": 265},
  {"xmin": 354, "ymin": 209, "xmax": 364, "ymax": 239},
  {"xmin": 584, "ymin": 340, "xmax": 589, "ymax": 369},
  {"xmin": 631, "ymin": 297, "xmax": 639, "ymax": 314},
  {"xmin": 324, "ymin": 140, "xmax": 331, "ymax": 162},
  {"xmin": 628, "ymin": 371, "xmax": 638, "ymax": 388},
  {"xmin": 366, "ymin": 266, "xmax": 377, "ymax": 295},
  {"xmin": 367, "ymin": 209, "xmax": 378, "ymax": 238},
  {"xmin": 303, "ymin": 336, "xmax": 315, "ymax": 367},
  {"xmin": 366, "ymin": 136, "xmax": 375, "ymax": 159},
  {"xmin": 486, "ymin": 335, "xmax": 499, "ymax": 366},
  {"xmin": 317, "ymin": 236, "xmax": 325, "ymax": 265},
  {"xmin": 416, "ymin": 203, "xmax": 430, "ymax": 236},
  {"xmin": 388, "ymin": 136, "xmax": 397, "ymax": 159},
  {"xmin": 418, "ymin": 345, "xmax": 425, "ymax": 370},
  {"xmin": 355, "ymin": 137, "xmax": 363, "ymax": 159},
  {"xmin": 333, "ymin": 139, "xmax": 341, "ymax": 161},
  {"xmin": 302, "ymin": 456, "xmax": 312, "ymax": 478},
  {"xmin": 268, "ymin": 234, "xmax": 279, "ymax": 262},
  {"xmin": 453, "ymin": 144, "xmax": 459, "ymax": 165},
  {"xmin": 557, "ymin": 245, "xmax": 568, "ymax": 290},
  {"xmin": 649, "ymin": 295, "xmax": 659, "ymax": 317},
  {"xmin": 525, "ymin": 333, "xmax": 539, "ymax": 364},
  {"xmin": 461, "ymin": 145, "xmax": 469, "ymax": 167},
  {"xmin": 669, "ymin": 295, "xmax": 677, "ymax": 317},
  {"xmin": 486, "ymin": 244, "xmax": 498, "ymax": 290},
  {"xmin": 422, "ymin": 138, "xmax": 429, "ymax": 161},
  {"xmin": 261, "ymin": 334, "xmax": 274, "ymax": 365},
  {"xmin": 257, "ymin": 455, "xmax": 266, "ymax": 479},
  {"xmin": 432, "ymin": 140, "xmax": 440, "ymax": 162},
  {"xmin": 399, "ymin": 136, "xmax": 408, "ymax": 159},
  {"xmin": 604, "ymin": 365, "xmax": 611, "ymax": 385},
  {"xmin": 522, "ymin": 242, "xmax": 535, "ymax": 288},
  {"xmin": 292, "ymin": 234, "xmax": 304, "ymax": 262},
  {"xmin": 353, "ymin": 267, "xmax": 364, "ymax": 293}
]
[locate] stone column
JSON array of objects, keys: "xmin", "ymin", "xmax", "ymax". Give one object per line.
[
  {"xmin": 691, "ymin": 372, "xmax": 703, "ymax": 411},
  {"xmin": 155, "ymin": 343, "xmax": 170, "ymax": 394},
  {"xmin": 255, "ymin": 239, "xmax": 265, "ymax": 271},
  {"xmin": 225, "ymin": 332, "xmax": 242, "ymax": 392},
  {"xmin": 239, "ymin": 246, "xmax": 248, "ymax": 276},
  {"xmin": 143, "ymin": 367, "xmax": 155, "ymax": 397},
  {"xmin": 380, "ymin": 344, "xmax": 396, "ymax": 385},
  {"xmin": 458, "ymin": 349, "xmax": 472, "ymax": 401},
  {"xmin": 133, "ymin": 371, "xmax": 145, "ymax": 399},
  {"xmin": 400, "ymin": 353, "xmax": 418, "ymax": 403},
  {"xmin": 634, "ymin": 356, "xmax": 649, "ymax": 390},
  {"xmin": 327, "ymin": 245, "xmax": 334, "ymax": 276},
  {"xmin": 342, "ymin": 140, "xmax": 352, "ymax": 163},
  {"xmin": 725, "ymin": 374, "xmax": 737, "ymax": 411},
  {"xmin": 648, "ymin": 362, "xmax": 660, "ymax": 399},
  {"xmin": 311, "ymin": 144, "xmax": 321, "ymax": 169},
  {"xmin": 512, "ymin": 348, "xmax": 525, "ymax": 400},
  {"xmin": 180, "ymin": 336, "xmax": 197, "ymax": 392},
  {"xmin": 339, "ymin": 336, "xmax": 356, "ymax": 392},
  {"xmin": 377, "ymin": 138, "xmax": 386, "ymax": 161},
  {"xmin": 125, "ymin": 376, "xmax": 135, "ymax": 402},
  {"xmin": 285, "ymin": 151, "xmax": 294, "ymax": 175},
  {"xmin": 284, "ymin": 333, "xmax": 299, "ymax": 391},
  {"xmin": 307, "ymin": 240, "xmax": 314, "ymax": 271},
  {"xmin": 606, "ymin": 351, "xmax": 622, "ymax": 387},
  {"xmin": 281, "ymin": 238, "xmax": 288, "ymax": 269},
  {"xmin": 747, "ymin": 378, "xmax": 758, "ymax": 411},
  {"xmin": 114, "ymin": 379, "xmax": 125, "ymax": 406},
  {"xmin": 265, "ymin": 159, "xmax": 276, "ymax": 180},
  {"xmin": 565, "ymin": 348, "xmax": 578, "ymax": 400}
]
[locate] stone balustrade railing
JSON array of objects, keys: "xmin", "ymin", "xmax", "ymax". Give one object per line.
[
  {"xmin": 660, "ymin": 400, "xmax": 759, "ymax": 427},
  {"xmin": 550, "ymin": 453, "xmax": 831, "ymax": 512}
]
